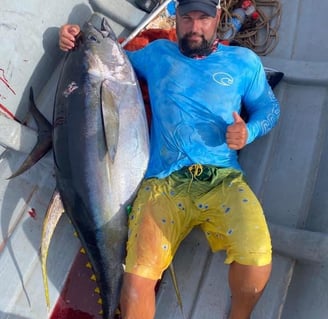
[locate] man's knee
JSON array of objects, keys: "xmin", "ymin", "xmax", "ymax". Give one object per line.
[
  {"xmin": 229, "ymin": 262, "xmax": 272, "ymax": 294},
  {"xmin": 121, "ymin": 272, "xmax": 157, "ymax": 298},
  {"xmin": 120, "ymin": 273, "xmax": 157, "ymax": 319}
]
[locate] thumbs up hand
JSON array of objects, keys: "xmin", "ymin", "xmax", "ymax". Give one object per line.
[{"xmin": 226, "ymin": 112, "xmax": 248, "ymax": 150}]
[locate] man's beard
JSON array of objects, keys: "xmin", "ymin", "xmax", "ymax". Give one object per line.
[{"xmin": 179, "ymin": 33, "xmax": 213, "ymax": 57}]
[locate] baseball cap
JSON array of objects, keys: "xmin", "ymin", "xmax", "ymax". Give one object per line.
[{"xmin": 176, "ymin": 0, "xmax": 221, "ymax": 17}]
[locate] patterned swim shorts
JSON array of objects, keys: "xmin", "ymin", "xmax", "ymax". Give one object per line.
[{"xmin": 125, "ymin": 165, "xmax": 272, "ymax": 280}]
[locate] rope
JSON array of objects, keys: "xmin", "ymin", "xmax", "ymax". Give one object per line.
[{"xmin": 217, "ymin": 0, "xmax": 282, "ymax": 55}]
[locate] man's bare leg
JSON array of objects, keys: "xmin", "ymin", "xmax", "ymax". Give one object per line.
[
  {"xmin": 228, "ymin": 262, "xmax": 272, "ymax": 319},
  {"xmin": 120, "ymin": 272, "xmax": 157, "ymax": 319}
]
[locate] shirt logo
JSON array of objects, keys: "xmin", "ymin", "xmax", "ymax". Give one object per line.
[{"xmin": 213, "ymin": 72, "xmax": 234, "ymax": 86}]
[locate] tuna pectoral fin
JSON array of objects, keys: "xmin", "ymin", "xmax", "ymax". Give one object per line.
[
  {"xmin": 8, "ymin": 87, "xmax": 52, "ymax": 179},
  {"xmin": 41, "ymin": 190, "xmax": 64, "ymax": 309},
  {"xmin": 101, "ymin": 80, "xmax": 119, "ymax": 162}
]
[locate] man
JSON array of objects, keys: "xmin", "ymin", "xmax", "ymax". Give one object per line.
[{"xmin": 59, "ymin": 0, "xmax": 280, "ymax": 318}]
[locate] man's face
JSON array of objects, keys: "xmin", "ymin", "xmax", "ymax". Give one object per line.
[{"xmin": 176, "ymin": 10, "xmax": 220, "ymax": 57}]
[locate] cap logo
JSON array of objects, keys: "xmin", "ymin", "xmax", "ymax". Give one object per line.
[{"xmin": 175, "ymin": 0, "xmax": 221, "ymax": 10}]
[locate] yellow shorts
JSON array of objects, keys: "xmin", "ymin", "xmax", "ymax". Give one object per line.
[{"xmin": 125, "ymin": 165, "xmax": 272, "ymax": 280}]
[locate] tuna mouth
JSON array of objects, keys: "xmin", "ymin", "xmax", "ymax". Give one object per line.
[{"xmin": 87, "ymin": 13, "xmax": 116, "ymax": 40}]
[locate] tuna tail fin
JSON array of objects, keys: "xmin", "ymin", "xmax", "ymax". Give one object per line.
[
  {"xmin": 41, "ymin": 190, "xmax": 65, "ymax": 310},
  {"xmin": 8, "ymin": 87, "xmax": 52, "ymax": 179}
]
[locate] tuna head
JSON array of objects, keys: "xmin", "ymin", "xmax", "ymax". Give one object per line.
[{"xmin": 81, "ymin": 13, "xmax": 136, "ymax": 88}]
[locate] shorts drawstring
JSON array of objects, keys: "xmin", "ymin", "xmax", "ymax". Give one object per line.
[{"xmin": 188, "ymin": 164, "xmax": 203, "ymax": 192}]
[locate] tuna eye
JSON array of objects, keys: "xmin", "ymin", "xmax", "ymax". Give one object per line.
[{"xmin": 88, "ymin": 34, "xmax": 99, "ymax": 42}]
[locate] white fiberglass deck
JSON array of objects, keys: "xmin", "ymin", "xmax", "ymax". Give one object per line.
[{"xmin": 0, "ymin": 1, "xmax": 327, "ymax": 318}]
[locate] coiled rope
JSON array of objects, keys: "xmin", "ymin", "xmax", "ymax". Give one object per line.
[{"xmin": 218, "ymin": 0, "xmax": 282, "ymax": 55}]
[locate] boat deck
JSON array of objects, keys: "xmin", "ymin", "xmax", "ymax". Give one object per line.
[{"xmin": 0, "ymin": 0, "xmax": 327, "ymax": 318}]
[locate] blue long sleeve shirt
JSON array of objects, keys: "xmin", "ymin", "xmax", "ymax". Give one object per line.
[{"xmin": 126, "ymin": 40, "xmax": 280, "ymax": 178}]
